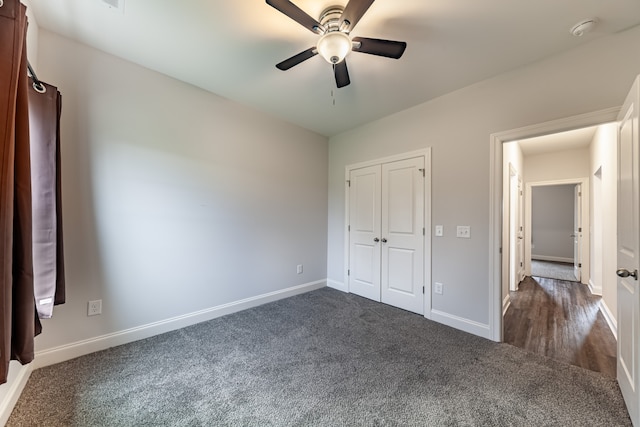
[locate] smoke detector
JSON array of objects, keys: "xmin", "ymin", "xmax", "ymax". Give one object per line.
[{"xmin": 570, "ymin": 19, "xmax": 597, "ymax": 37}]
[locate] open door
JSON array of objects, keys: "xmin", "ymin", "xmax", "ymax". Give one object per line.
[
  {"xmin": 573, "ymin": 184, "xmax": 582, "ymax": 281},
  {"xmin": 517, "ymin": 177, "xmax": 525, "ymax": 282},
  {"xmin": 509, "ymin": 166, "xmax": 524, "ymax": 290},
  {"xmin": 616, "ymin": 75, "xmax": 640, "ymax": 425}
]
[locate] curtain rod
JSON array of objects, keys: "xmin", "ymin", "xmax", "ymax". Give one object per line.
[{"xmin": 27, "ymin": 61, "xmax": 46, "ymax": 93}]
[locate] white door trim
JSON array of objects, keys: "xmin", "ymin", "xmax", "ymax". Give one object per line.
[
  {"xmin": 344, "ymin": 148, "xmax": 432, "ymax": 318},
  {"xmin": 524, "ymin": 178, "xmax": 590, "ymax": 285},
  {"xmin": 489, "ymin": 107, "xmax": 619, "ymax": 342}
]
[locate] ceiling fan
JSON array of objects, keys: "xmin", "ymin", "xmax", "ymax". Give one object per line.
[{"xmin": 266, "ymin": 0, "xmax": 407, "ymax": 88}]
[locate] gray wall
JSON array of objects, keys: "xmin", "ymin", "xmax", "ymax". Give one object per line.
[
  {"xmin": 531, "ymin": 185, "xmax": 575, "ymax": 261},
  {"xmin": 328, "ymin": 25, "xmax": 640, "ymax": 337},
  {"xmin": 34, "ymin": 30, "xmax": 329, "ymax": 350}
]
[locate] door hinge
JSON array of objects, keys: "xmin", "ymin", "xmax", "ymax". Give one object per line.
[
  {"xmin": 579, "ymin": 191, "xmax": 582, "ymax": 196},
  {"xmin": 520, "ymin": 262, "xmax": 523, "ymax": 267},
  {"xmin": 346, "ymin": 180, "xmax": 351, "ymax": 187},
  {"xmin": 520, "ymin": 190, "xmax": 523, "ymax": 195},
  {"xmin": 578, "ymin": 263, "xmax": 582, "ymax": 268},
  {"xmin": 348, "ymin": 225, "xmax": 350, "ymax": 232},
  {"xmin": 423, "ymin": 227, "xmax": 425, "ymax": 236},
  {"xmin": 578, "ymin": 227, "xmax": 582, "ymax": 232},
  {"xmin": 418, "ymin": 168, "xmax": 425, "ymax": 177},
  {"xmin": 347, "ymin": 269, "xmax": 350, "ymax": 276},
  {"xmin": 423, "ymin": 286, "xmax": 425, "ymax": 294}
]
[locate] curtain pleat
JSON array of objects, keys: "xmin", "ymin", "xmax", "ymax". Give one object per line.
[{"xmin": 54, "ymin": 90, "xmax": 65, "ymax": 307}]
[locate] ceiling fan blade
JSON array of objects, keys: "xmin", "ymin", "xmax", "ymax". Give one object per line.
[
  {"xmin": 334, "ymin": 60, "xmax": 350, "ymax": 88},
  {"xmin": 340, "ymin": 0, "xmax": 375, "ymax": 32},
  {"xmin": 352, "ymin": 37, "xmax": 407, "ymax": 59},
  {"xmin": 266, "ymin": 0, "xmax": 324, "ymax": 34},
  {"xmin": 276, "ymin": 47, "xmax": 318, "ymax": 70}
]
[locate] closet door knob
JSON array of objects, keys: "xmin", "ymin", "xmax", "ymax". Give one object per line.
[
  {"xmin": 381, "ymin": 238, "xmax": 387, "ymax": 243},
  {"xmin": 373, "ymin": 237, "xmax": 380, "ymax": 243}
]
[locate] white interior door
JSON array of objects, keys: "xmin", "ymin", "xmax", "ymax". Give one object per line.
[
  {"xmin": 517, "ymin": 177, "xmax": 525, "ymax": 283},
  {"xmin": 509, "ymin": 168, "xmax": 518, "ymax": 291},
  {"xmin": 349, "ymin": 165, "xmax": 381, "ymax": 301},
  {"xmin": 381, "ymin": 158, "xmax": 425, "ymax": 314},
  {"xmin": 573, "ymin": 184, "xmax": 582, "ymax": 281},
  {"xmin": 617, "ymin": 75, "xmax": 640, "ymax": 425}
]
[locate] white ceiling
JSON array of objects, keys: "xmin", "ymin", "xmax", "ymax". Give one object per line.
[
  {"xmin": 26, "ymin": 0, "xmax": 640, "ymax": 137},
  {"xmin": 518, "ymin": 126, "xmax": 600, "ymax": 157}
]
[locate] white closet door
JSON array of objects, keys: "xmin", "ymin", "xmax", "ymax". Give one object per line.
[
  {"xmin": 349, "ymin": 165, "xmax": 382, "ymax": 301},
  {"xmin": 381, "ymin": 157, "xmax": 424, "ymax": 314}
]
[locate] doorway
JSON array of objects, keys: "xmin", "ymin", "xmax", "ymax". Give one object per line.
[
  {"xmin": 527, "ymin": 181, "xmax": 587, "ymax": 283},
  {"xmin": 490, "ymin": 109, "xmax": 619, "ymax": 341},
  {"xmin": 501, "ymin": 127, "xmax": 616, "ymax": 376},
  {"xmin": 502, "ymin": 118, "xmax": 616, "ymax": 377}
]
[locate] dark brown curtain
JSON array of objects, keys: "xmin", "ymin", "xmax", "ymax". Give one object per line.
[
  {"xmin": 1, "ymin": 0, "xmax": 65, "ymax": 385},
  {"xmin": 1, "ymin": 0, "xmax": 38, "ymax": 385}
]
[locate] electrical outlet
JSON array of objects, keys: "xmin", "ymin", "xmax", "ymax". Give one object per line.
[
  {"xmin": 297, "ymin": 264, "xmax": 303, "ymax": 274},
  {"xmin": 434, "ymin": 282, "xmax": 443, "ymax": 295},
  {"xmin": 88, "ymin": 300, "xmax": 102, "ymax": 316},
  {"xmin": 456, "ymin": 226, "xmax": 471, "ymax": 238}
]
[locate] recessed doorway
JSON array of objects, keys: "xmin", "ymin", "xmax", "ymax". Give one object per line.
[{"xmin": 500, "ymin": 124, "xmax": 618, "ymax": 377}]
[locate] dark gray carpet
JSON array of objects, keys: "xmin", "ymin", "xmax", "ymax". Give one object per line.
[{"xmin": 8, "ymin": 288, "xmax": 631, "ymax": 426}]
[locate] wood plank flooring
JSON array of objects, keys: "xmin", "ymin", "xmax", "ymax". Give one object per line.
[{"xmin": 504, "ymin": 275, "xmax": 617, "ymax": 378}]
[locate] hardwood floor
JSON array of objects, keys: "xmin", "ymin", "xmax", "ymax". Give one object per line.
[{"xmin": 504, "ymin": 276, "xmax": 617, "ymax": 378}]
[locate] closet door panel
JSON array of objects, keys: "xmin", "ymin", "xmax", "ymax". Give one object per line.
[
  {"xmin": 348, "ymin": 165, "xmax": 381, "ymax": 301},
  {"xmin": 381, "ymin": 157, "xmax": 424, "ymax": 314}
]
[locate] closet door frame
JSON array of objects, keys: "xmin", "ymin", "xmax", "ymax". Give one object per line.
[{"xmin": 344, "ymin": 148, "xmax": 432, "ymax": 319}]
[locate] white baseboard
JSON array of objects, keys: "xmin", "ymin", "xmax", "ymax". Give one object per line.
[
  {"xmin": 588, "ymin": 279, "xmax": 602, "ymax": 296},
  {"xmin": 430, "ymin": 309, "xmax": 492, "ymax": 340},
  {"xmin": 327, "ymin": 279, "xmax": 347, "ymax": 292},
  {"xmin": 0, "ymin": 362, "xmax": 33, "ymax": 426},
  {"xmin": 600, "ymin": 299, "xmax": 617, "ymax": 340},
  {"xmin": 531, "ymin": 255, "xmax": 573, "ymax": 263},
  {"xmin": 502, "ymin": 294, "xmax": 511, "ymax": 316},
  {"xmin": 33, "ymin": 280, "xmax": 326, "ymax": 370}
]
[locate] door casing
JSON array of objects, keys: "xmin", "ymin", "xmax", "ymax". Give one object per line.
[{"xmin": 489, "ymin": 107, "xmax": 620, "ymax": 342}]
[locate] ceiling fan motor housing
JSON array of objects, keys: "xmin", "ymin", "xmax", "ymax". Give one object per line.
[{"xmin": 320, "ymin": 6, "xmax": 345, "ymax": 31}]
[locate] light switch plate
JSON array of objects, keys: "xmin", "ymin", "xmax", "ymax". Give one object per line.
[
  {"xmin": 456, "ymin": 226, "xmax": 471, "ymax": 238},
  {"xmin": 434, "ymin": 282, "xmax": 443, "ymax": 295},
  {"xmin": 435, "ymin": 225, "xmax": 443, "ymax": 237}
]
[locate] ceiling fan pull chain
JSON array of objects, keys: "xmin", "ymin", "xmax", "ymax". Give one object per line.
[{"xmin": 330, "ymin": 66, "xmax": 336, "ymax": 106}]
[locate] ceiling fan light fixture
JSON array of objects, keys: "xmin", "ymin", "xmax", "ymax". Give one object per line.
[{"xmin": 317, "ymin": 31, "xmax": 352, "ymax": 64}]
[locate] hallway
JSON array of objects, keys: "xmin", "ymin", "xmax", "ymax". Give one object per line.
[{"xmin": 504, "ymin": 276, "xmax": 616, "ymax": 377}]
